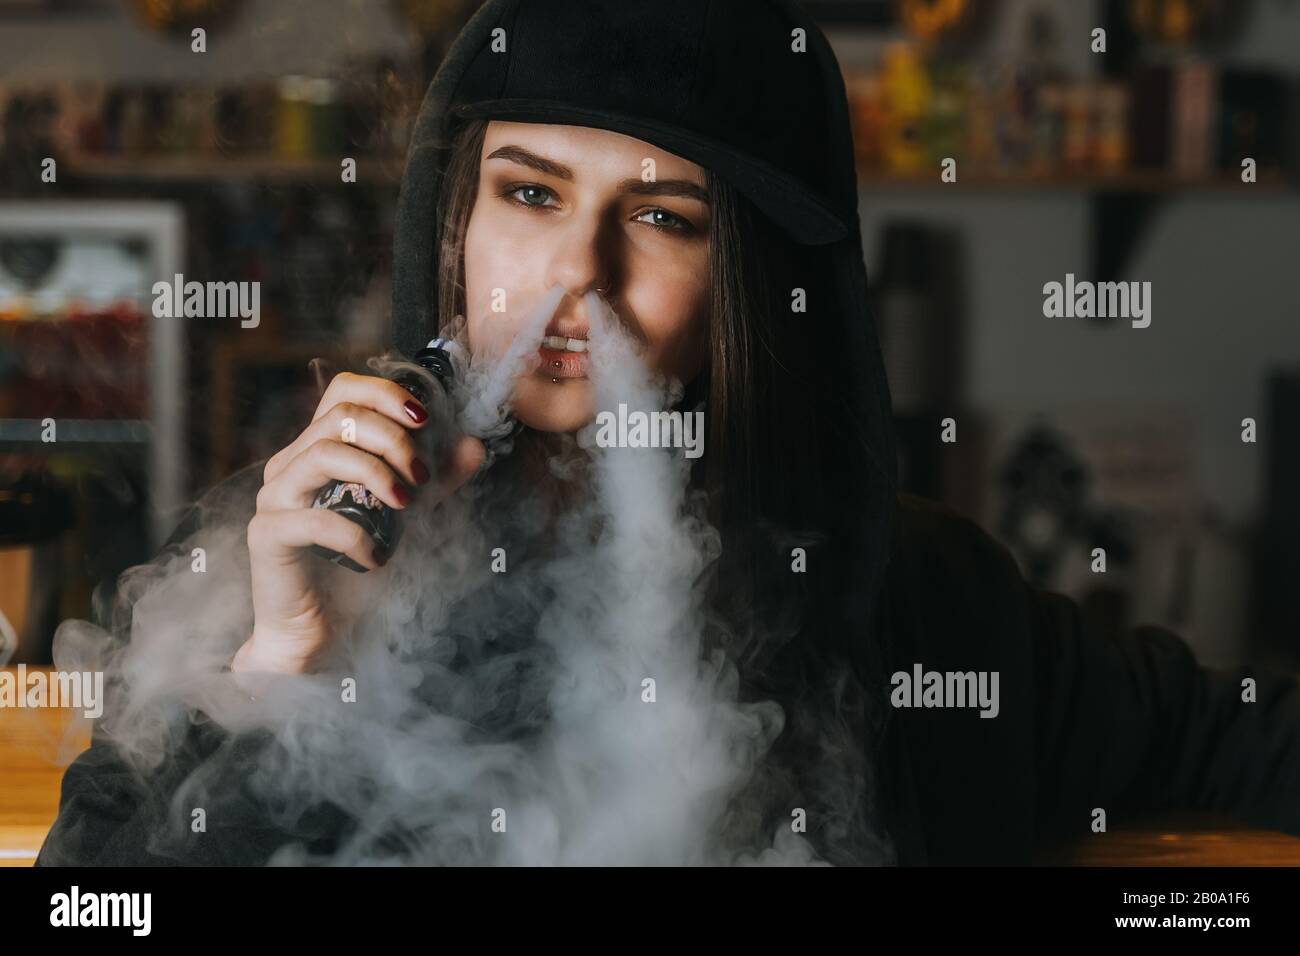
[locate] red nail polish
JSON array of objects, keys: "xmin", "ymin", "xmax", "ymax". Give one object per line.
[
  {"xmin": 392, "ymin": 484, "xmax": 412, "ymax": 506},
  {"xmin": 403, "ymin": 400, "xmax": 428, "ymax": 424},
  {"xmin": 411, "ymin": 459, "xmax": 431, "ymax": 485}
]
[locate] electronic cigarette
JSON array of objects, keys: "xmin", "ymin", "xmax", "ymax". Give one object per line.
[{"xmin": 309, "ymin": 337, "xmax": 465, "ymax": 572}]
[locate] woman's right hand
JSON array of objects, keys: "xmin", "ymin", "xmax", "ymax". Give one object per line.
[{"xmin": 234, "ymin": 371, "xmax": 486, "ymax": 676}]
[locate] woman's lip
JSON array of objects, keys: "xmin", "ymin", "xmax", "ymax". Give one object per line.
[
  {"xmin": 536, "ymin": 346, "xmax": 589, "ymax": 379},
  {"xmin": 544, "ymin": 325, "xmax": 589, "ymax": 340}
]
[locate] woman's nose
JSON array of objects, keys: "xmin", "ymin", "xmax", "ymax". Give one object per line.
[{"xmin": 546, "ymin": 210, "xmax": 617, "ymax": 299}]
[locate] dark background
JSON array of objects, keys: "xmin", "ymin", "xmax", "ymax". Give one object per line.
[{"xmin": 2, "ymin": 0, "xmax": 1298, "ymax": 673}]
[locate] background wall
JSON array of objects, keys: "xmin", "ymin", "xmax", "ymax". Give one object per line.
[{"xmin": 834, "ymin": 0, "xmax": 1300, "ymax": 529}]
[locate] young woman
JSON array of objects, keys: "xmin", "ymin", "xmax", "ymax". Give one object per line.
[{"xmin": 39, "ymin": 0, "xmax": 1300, "ymax": 867}]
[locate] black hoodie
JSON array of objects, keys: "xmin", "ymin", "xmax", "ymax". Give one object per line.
[
  {"xmin": 390, "ymin": 0, "xmax": 899, "ymax": 672},
  {"xmin": 35, "ymin": 0, "xmax": 1300, "ymax": 866}
]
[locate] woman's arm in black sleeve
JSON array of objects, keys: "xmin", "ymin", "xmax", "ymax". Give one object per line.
[
  {"xmin": 1028, "ymin": 578, "xmax": 1300, "ymax": 844},
  {"xmin": 35, "ymin": 717, "xmax": 290, "ymax": 866}
]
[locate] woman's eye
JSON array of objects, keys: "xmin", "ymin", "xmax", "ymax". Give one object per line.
[
  {"xmin": 635, "ymin": 208, "xmax": 692, "ymax": 233},
  {"xmin": 505, "ymin": 184, "xmax": 556, "ymax": 207}
]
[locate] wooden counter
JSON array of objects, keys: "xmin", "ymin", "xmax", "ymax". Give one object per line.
[
  {"xmin": 0, "ymin": 671, "xmax": 92, "ymax": 867},
  {"xmin": 1038, "ymin": 813, "xmax": 1300, "ymax": 866}
]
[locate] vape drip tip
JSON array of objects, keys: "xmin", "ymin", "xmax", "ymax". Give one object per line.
[{"xmin": 427, "ymin": 336, "xmax": 467, "ymax": 368}]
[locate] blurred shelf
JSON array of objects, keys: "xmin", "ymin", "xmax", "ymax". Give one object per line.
[
  {"xmin": 0, "ymin": 418, "xmax": 150, "ymax": 446},
  {"xmin": 856, "ymin": 169, "xmax": 1293, "ymax": 193},
  {"xmin": 64, "ymin": 153, "xmax": 407, "ymax": 184},
  {"xmin": 856, "ymin": 167, "xmax": 1294, "ymax": 281}
]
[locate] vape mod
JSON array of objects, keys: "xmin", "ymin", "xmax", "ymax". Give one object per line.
[{"xmin": 310, "ymin": 337, "xmax": 464, "ymax": 572}]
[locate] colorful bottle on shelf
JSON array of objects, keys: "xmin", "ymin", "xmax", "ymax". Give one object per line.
[{"xmin": 880, "ymin": 42, "xmax": 930, "ymax": 175}]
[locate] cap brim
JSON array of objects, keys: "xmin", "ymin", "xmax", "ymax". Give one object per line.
[{"xmin": 452, "ymin": 99, "xmax": 851, "ymax": 246}]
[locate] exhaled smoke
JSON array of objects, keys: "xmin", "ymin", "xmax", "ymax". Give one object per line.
[
  {"xmin": 459, "ymin": 283, "xmax": 567, "ymax": 445},
  {"xmin": 49, "ymin": 287, "xmax": 889, "ymax": 866}
]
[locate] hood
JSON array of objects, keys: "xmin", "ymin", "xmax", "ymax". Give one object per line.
[{"xmin": 390, "ymin": 0, "xmax": 898, "ymax": 675}]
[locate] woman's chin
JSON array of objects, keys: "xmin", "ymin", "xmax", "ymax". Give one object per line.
[{"xmin": 513, "ymin": 375, "xmax": 596, "ymax": 433}]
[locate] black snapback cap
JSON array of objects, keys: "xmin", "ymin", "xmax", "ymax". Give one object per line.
[{"xmin": 447, "ymin": 0, "xmax": 855, "ymax": 246}]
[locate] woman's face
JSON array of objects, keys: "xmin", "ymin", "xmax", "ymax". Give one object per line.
[{"xmin": 463, "ymin": 121, "xmax": 712, "ymax": 433}]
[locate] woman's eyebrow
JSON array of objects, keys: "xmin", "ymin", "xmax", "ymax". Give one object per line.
[
  {"xmin": 485, "ymin": 145, "xmax": 574, "ymax": 180},
  {"xmin": 618, "ymin": 179, "xmax": 711, "ymax": 205},
  {"xmin": 485, "ymin": 145, "xmax": 709, "ymax": 205}
]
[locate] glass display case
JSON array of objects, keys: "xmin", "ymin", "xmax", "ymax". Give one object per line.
[{"xmin": 0, "ymin": 200, "xmax": 185, "ymax": 546}]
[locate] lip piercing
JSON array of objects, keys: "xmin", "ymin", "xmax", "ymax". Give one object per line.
[
  {"xmin": 553, "ymin": 360, "xmax": 562, "ymax": 368},
  {"xmin": 551, "ymin": 377, "xmax": 560, "ymax": 384}
]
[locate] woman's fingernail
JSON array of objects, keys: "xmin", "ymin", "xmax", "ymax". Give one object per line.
[
  {"xmin": 411, "ymin": 458, "xmax": 431, "ymax": 485},
  {"xmin": 392, "ymin": 484, "xmax": 413, "ymax": 506},
  {"xmin": 373, "ymin": 547, "xmax": 388, "ymax": 567},
  {"xmin": 403, "ymin": 400, "xmax": 428, "ymax": 424}
]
